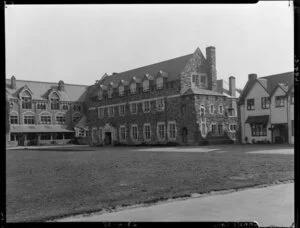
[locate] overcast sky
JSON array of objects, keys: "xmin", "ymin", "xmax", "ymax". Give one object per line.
[{"xmin": 5, "ymin": 2, "xmax": 293, "ymax": 89}]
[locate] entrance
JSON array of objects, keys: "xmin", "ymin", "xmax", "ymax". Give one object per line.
[
  {"xmin": 272, "ymin": 124, "xmax": 288, "ymax": 144},
  {"xmin": 182, "ymin": 127, "xmax": 188, "ymax": 144},
  {"xmin": 104, "ymin": 132, "xmax": 112, "ymax": 145}
]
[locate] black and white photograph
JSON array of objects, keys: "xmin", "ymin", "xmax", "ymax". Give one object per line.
[{"xmin": 5, "ymin": 2, "xmax": 295, "ymax": 226}]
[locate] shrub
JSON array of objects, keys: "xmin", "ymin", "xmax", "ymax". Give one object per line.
[
  {"xmin": 252, "ymin": 139, "xmax": 256, "ymax": 144},
  {"xmin": 50, "ymin": 141, "xmax": 57, "ymax": 145},
  {"xmin": 245, "ymin": 137, "xmax": 248, "ymax": 143}
]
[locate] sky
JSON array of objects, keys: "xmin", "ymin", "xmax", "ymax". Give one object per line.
[{"xmin": 5, "ymin": 2, "xmax": 293, "ymax": 89}]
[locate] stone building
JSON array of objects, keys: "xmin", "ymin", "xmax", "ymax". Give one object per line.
[
  {"xmin": 6, "ymin": 76, "xmax": 88, "ymax": 146},
  {"xmin": 85, "ymin": 47, "xmax": 240, "ymax": 146},
  {"xmin": 238, "ymin": 72, "xmax": 294, "ymax": 144}
]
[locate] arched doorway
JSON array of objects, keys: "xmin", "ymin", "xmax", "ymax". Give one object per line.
[
  {"xmin": 104, "ymin": 132, "xmax": 112, "ymax": 145},
  {"xmin": 182, "ymin": 127, "xmax": 188, "ymax": 144}
]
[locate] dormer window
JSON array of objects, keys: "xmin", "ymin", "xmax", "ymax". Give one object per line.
[
  {"xmin": 50, "ymin": 92, "xmax": 60, "ymax": 110},
  {"xmin": 130, "ymin": 83, "xmax": 136, "ymax": 94},
  {"xmin": 98, "ymin": 90, "xmax": 103, "ymax": 100},
  {"xmin": 156, "ymin": 77, "xmax": 163, "ymax": 90},
  {"xmin": 143, "ymin": 80, "xmax": 149, "ymax": 92},
  {"xmin": 201, "ymin": 75, "xmax": 206, "ymax": 84},
  {"xmin": 192, "ymin": 74, "xmax": 199, "ymax": 86},
  {"xmin": 108, "ymin": 88, "xmax": 113, "ymax": 99},
  {"xmin": 200, "ymin": 105, "xmax": 205, "ymax": 121},
  {"xmin": 21, "ymin": 90, "xmax": 32, "ymax": 109},
  {"xmin": 119, "ymin": 85, "xmax": 124, "ymax": 96}
]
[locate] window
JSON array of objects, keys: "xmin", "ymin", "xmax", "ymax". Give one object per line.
[
  {"xmin": 78, "ymin": 129, "xmax": 85, "ymax": 137},
  {"xmin": 143, "ymin": 80, "xmax": 149, "ymax": 92},
  {"xmin": 131, "ymin": 125, "xmax": 138, "ymax": 141},
  {"xmin": 72, "ymin": 114, "xmax": 81, "ymax": 123},
  {"xmin": 54, "ymin": 133, "xmax": 64, "ymax": 140},
  {"xmin": 10, "ymin": 133, "xmax": 19, "ymax": 142},
  {"xmin": 143, "ymin": 124, "xmax": 151, "ymax": 141},
  {"xmin": 181, "ymin": 104, "xmax": 187, "ymax": 115},
  {"xmin": 247, "ymin": 99, "xmax": 255, "ymax": 110},
  {"xmin": 227, "ymin": 108, "xmax": 236, "ymax": 117},
  {"xmin": 218, "ymin": 125, "xmax": 223, "ymax": 135},
  {"xmin": 143, "ymin": 101, "xmax": 151, "ymax": 113},
  {"xmin": 119, "ymin": 86, "xmax": 124, "ymax": 96},
  {"xmin": 130, "ymin": 103, "xmax": 137, "ymax": 114},
  {"xmin": 210, "ymin": 105, "xmax": 214, "ymax": 114},
  {"xmin": 98, "ymin": 91, "xmax": 103, "ymax": 100},
  {"xmin": 40, "ymin": 133, "xmax": 51, "ymax": 140},
  {"xmin": 10, "ymin": 115, "xmax": 18, "ymax": 124},
  {"xmin": 156, "ymin": 77, "xmax": 163, "ymax": 90},
  {"xmin": 120, "ymin": 126, "xmax": 126, "ymax": 141},
  {"xmin": 275, "ymin": 96, "xmax": 285, "ymax": 107},
  {"xmin": 292, "ymin": 120, "xmax": 294, "ymax": 136},
  {"xmin": 219, "ymin": 105, "xmax": 223, "ymax": 114},
  {"xmin": 99, "ymin": 128, "xmax": 102, "ymax": 142},
  {"xmin": 73, "ymin": 104, "xmax": 81, "ymax": 112},
  {"xmin": 192, "ymin": 74, "xmax": 199, "ymax": 83},
  {"xmin": 98, "ymin": 107, "xmax": 105, "ymax": 118},
  {"xmin": 40, "ymin": 115, "xmax": 51, "ymax": 124},
  {"xmin": 201, "ymin": 75, "xmax": 206, "ymax": 84},
  {"xmin": 201, "ymin": 123, "xmax": 206, "ymax": 135},
  {"xmin": 22, "ymin": 91, "xmax": 32, "ymax": 109},
  {"xmin": 200, "ymin": 106, "xmax": 205, "ymax": 121},
  {"xmin": 62, "ymin": 104, "xmax": 69, "ymax": 110},
  {"xmin": 24, "ymin": 115, "xmax": 35, "ymax": 125},
  {"xmin": 168, "ymin": 122, "xmax": 176, "ymax": 140},
  {"xmin": 130, "ymin": 83, "xmax": 136, "ymax": 94},
  {"xmin": 157, "ymin": 123, "xmax": 165, "ymax": 141},
  {"xmin": 211, "ymin": 124, "xmax": 216, "ymax": 135},
  {"xmin": 119, "ymin": 104, "xmax": 125, "ymax": 116},
  {"xmin": 291, "ymin": 93, "xmax": 294, "ymax": 104},
  {"xmin": 10, "ymin": 102, "xmax": 13, "ymax": 108},
  {"xmin": 37, "ymin": 103, "xmax": 46, "ymax": 110},
  {"xmin": 108, "ymin": 106, "xmax": 114, "ymax": 117},
  {"xmin": 108, "ymin": 88, "xmax": 113, "ymax": 99},
  {"xmin": 156, "ymin": 98, "xmax": 165, "ymax": 111},
  {"xmin": 56, "ymin": 115, "xmax": 66, "ymax": 124},
  {"xmin": 261, "ymin": 97, "xmax": 270, "ymax": 109},
  {"xmin": 50, "ymin": 93, "xmax": 60, "ymax": 110},
  {"xmin": 229, "ymin": 124, "xmax": 236, "ymax": 131},
  {"xmin": 92, "ymin": 128, "xmax": 98, "ymax": 143},
  {"xmin": 251, "ymin": 124, "xmax": 267, "ymax": 136}
]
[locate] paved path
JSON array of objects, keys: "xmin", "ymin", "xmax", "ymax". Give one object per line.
[
  {"xmin": 56, "ymin": 183, "xmax": 294, "ymax": 227},
  {"xmin": 6, "ymin": 144, "xmax": 89, "ymax": 150}
]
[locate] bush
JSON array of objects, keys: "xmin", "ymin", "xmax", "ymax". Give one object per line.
[
  {"xmin": 245, "ymin": 137, "xmax": 248, "ymax": 143},
  {"xmin": 166, "ymin": 141, "xmax": 180, "ymax": 146},
  {"xmin": 252, "ymin": 139, "xmax": 256, "ymax": 144},
  {"xmin": 27, "ymin": 139, "xmax": 37, "ymax": 146},
  {"xmin": 50, "ymin": 141, "xmax": 57, "ymax": 145}
]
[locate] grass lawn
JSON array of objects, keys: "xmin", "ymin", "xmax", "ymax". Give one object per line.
[{"xmin": 6, "ymin": 145, "xmax": 294, "ymax": 222}]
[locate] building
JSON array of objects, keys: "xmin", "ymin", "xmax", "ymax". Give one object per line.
[
  {"xmin": 85, "ymin": 47, "xmax": 240, "ymax": 146},
  {"xmin": 238, "ymin": 72, "xmax": 294, "ymax": 144},
  {"xmin": 6, "ymin": 76, "xmax": 88, "ymax": 146}
]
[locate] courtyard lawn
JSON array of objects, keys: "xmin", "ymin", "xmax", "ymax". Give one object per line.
[{"xmin": 6, "ymin": 145, "xmax": 294, "ymax": 222}]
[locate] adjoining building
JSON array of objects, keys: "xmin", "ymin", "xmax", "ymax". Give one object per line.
[
  {"xmin": 85, "ymin": 47, "xmax": 240, "ymax": 146},
  {"xmin": 238, "ymin": 72, "xmax": 294, "ymax": 144},
  {"xmin": 6, "ymin": 76, "xmax": 88, "ymax": 146}
]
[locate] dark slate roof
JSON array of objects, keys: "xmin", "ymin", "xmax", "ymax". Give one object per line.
[
  {"xmin": 100, "ymin": 53, "xmax": 194, "ymax": 86},
  {"xmin": 238, "ymin": 72, "xmax": 294, "ymax": 105},
  {"xmin": 184, "ymin": 87, "xmax": 226, "ymax": 96},
  {"xmin": 75, "ymin": 115, "xmax": 88, "ymax": 130},
  {"xmin": 245, "ymin": 115, "xmax": 269, "ymax": 125},
  {"xmin": 6, "ymin": 79, "xmax": 88, "ymax": 102}
]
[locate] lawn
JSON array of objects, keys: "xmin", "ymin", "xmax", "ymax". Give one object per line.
[{"xmin": 6, "ymin": 144, "xmax": 294, "ymax": 222}]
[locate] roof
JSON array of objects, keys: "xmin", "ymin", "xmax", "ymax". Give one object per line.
[
  {"xmin": 245, "ymin": 115, "xmax": 269, "ymax": 125},
  {"xmin": 75, "ymin": 116, "xmax": 88, "ymax": 130},
  {"xmin": 100, "ymin": 53, "xmax": 194, "ymax": 86},
  {"xmin": 10, "ymin": 125, "xmax": 74, "ymax": 133},
  {"xmin": 6, "ymin": 79, "xmax": 88, "ymax": 102},
  {"xmin": 238, "ymin": 72, "xmax": 294, "ymax": 105},
  {"xmin": 184, "ymin": 87, "xmax": 226, "ymax": 96}
]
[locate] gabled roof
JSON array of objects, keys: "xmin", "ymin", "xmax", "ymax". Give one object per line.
[
  {"xmin": 269, "ymin": 83, "xmax": 289, "ymax": 98},
  {"xmin": 100, "ymin": 53, "xmax": 194, "ymax": 86},
  {"xmin": 238, "ymin": 72, "xmax": 294, "ymax": 105},
  {"xmin": 75, "ymin": 115, "xmax": 88, "ymax": 130},
  {"xmin": 6, "ymin": 79, "xmax": 88, "ymax": 102}
]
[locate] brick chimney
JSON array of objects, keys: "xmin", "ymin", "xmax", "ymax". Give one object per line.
[
  {"xmin": 11, "ymin": 75, "xmax": 16, "ymax": 90},
  {"xmin": 229, "ymin": 76, "xmax": 236, "ymax": 97},
  {"xmin": 206, "ymin": 46, "xmax": 217, "ymax": 91},
  {"xmin": 58, "ymin": 80, "xmax": 65, "ymax": 91},
  {"xmin": 248, "ymin": 73, "xmax": 257, "ymax": 81},
  {"xmin": 217, "ymin": 79, "xmax": 223, "ymax": 94}
]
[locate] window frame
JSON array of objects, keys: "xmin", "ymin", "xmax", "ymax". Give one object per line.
[
  {"xmin": 156, "ymin": 98, "xmax": 165, "ymax": 111},
  {"xmin": 119, "ymin": 125, "xmax": 126, "ymax": 142},
  {"xmin": 157, "ymin": 122, "xmax": 166, "ymax": 141},
  {"xmin": 130, "ymin": 102, "xmax": 137, "ymax": 114},
  {"xmin": 10, "ymin": 115, "xmax": 18, "ymax": 125},
  {"xmin": 167, "ymin": 121, "xmax": 177, "ymax": 141},
  {"xmin": 130, "ymin": 83, "xmax": 136, "ymax": 94},
  {"xmin": 261, "ymin": 97, "xmax": 270, "ymax": 109},
  {"xmin": 143, "ymin": 100, "xmax": 151, "ymax": 113},
  {"xmin": 143, "ymin": 80, "xmax": 149, "ymax": 92},
  {"xmin": 131, "ymin": 124, "xmax": 139, "ymax": 141},
  {"xmin": 218, "ymin": 105, "xmax": 223, "ymax": 114},
  {"xmin": 247, "ymin": 99, "xmax": 255, "ymax": 110},
  {"xmin": 40, "ymin": 115, "xmax": 52, "ymax": 125},
  {"xmin": 23, "ymin": 115, "xmax": 35, "ymax": 125},
  {"xmin": 251, "ymin": 124, "xmax": 267, "ymax": 136},
  {"xmin": 108, "ymin": 106, "xmax": 114, "ymax": 117},
  {"xmin": 119, "ymin": 104, "xmax": 125, "ymax": 116},
  {"xmin": 210, "ymin": 104, "xmax": 214, "ymax": 114},
  {"xmin": 156, "ymin": 77, "xmax": 163, "ymax": 90},
  {"xmin": 143, "ymin": 123, "xmax": 151, "ymax": 141},
  {"xmin": 275, "ymin": 96, "xmax": 285, "ymax": 107},
  {"xmin": 56, "ymin": 115, "xmax": 66, "ymax": 125}
]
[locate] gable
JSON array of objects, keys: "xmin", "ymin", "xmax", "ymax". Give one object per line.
[{"xmin": 246, "ymin": 80, "xmax": 269, "ymax": 99}]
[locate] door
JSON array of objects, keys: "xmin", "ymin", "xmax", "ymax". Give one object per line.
[
  {"xmin": 182, "ymin": 127, "xmax": 188, "ymax": 144},
  {"xmin": 104, "ymin": 132, "xmax": 112, "ymax": 145}
]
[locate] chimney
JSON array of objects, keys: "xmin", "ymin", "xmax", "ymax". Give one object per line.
[
  {"xmin": 206, "ymin": 46, "xmax": 217, "ymax": 91},
  {"xmin": 11, "ymin": 75, "xmax": 16, "ymax": 90},
  {"xmin": 229, "ymin": 76, "xmax": 236, "ymax": 97},
  {"xmin": 217, "ymin": 79, "xmax": 223, "ymax": 94},
  {"xmin": 58, "ymin": 80, "xmax": 65, "ymax": 91},
  {"xmin": 248, "ymin": 73, "xmax": 257, "ymax": 81}
]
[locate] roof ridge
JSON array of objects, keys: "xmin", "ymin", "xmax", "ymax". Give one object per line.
[
  {"xmin": 260, "ymin": 71, "xmax": 293, "ymax": 79},
  {"xmin": 5, "ymin": 79, "xmax": 89, "ymax": 87}
]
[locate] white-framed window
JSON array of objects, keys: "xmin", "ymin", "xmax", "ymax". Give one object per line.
[
  {"xmin": 131, "ymin": 124, "xmax": 139, "ymax": 141},
  {"xmin": 218, "ymin": 105, "xmax": 223, "ymax": 114},
  {"xmin": 50, "ymin": 92, "xmax": 60, "ymax": 110},
  {"xmin": 143, "ymin": 123, "xmax": 151, "ymax": 141},
  {"xmin": 143, "ymin": 80, "xmax": 149, "ymax": 92},
  {"xmin": 130, "ymin": 102, "xmax": 137, "ymax": 114},
  {"xmin": 227, "ymin": 108, "xmax": 236, "ymax": 117},
  {"xmin": 56, "ymin": 115, "xmax": 66, "ymax": 125},
  {"xmin": 201, "ymin": 123, "xmax": 207, "ymax": 136},
  {"xmin": 108, "ymin": 88, "xmax": 113, "ymax": 99},
  {"xmin": 130, "ymin": 83, "xmax": 136, "ymax": 94},
  {"xmin": 119, "ymin": 125, "xmax": 126, "ymax": 141},
  {"xmin": 98, "ymin": 107, "xmax": 105, "ymax": 118},
  {"xmin": 73, "ymin": 104, "xmax": 81, "ymax": 112},
  {"xmin": 99, "ymin": 127, "xmax": 103, "ymax": 142},
  {"xmin": 119, "ymin": 85, "xmax": 124, "ymax": 96},
  {"xmin": 157, "ymin": 122, "xmax": 166, "ymax": 141},
  {"xmin": 21, "ymin": 90, "xmax": 32, "ymax": 109},
  {"xmin": 62, "ymin": 104, "xmax": 69, "ymax": 110},
  {"xmin": 119, "ymin": 104, "xmax": 125, "ymax": 116},
  {"xmin": 108, "ymin": 106, "xmax": 114, "ymax": 117},
  {"xmin": 168, "ymin": 121, "xmax": 177, "ymax": 141},
  {"xmin": 229, "ymin": 124, "xmax": 236, "ymax": 131},
  {"xmin": 211, "ymin": 124, "xmax": 216, "ymax": 135},
  {"xmin": 192, "ymin": 74, "xmax": 199, "ymax": 83},
  {"xmin": 37, "ymin": 103, "xmax": 46, "ymax": 110},
  {"xmin": 10, "ymin": 114, "xmax": 18, "ymax": 124},
  {"xmin": 143, "ymin": 100, "xmax": 151, "ymax": 113},
  {"xmin": 78, "ymin": 129, "xmax": 85, "ymax": 137},
  {"xmin": 156, "ymin": 98, "xmax": 165, "ymax": 111},
  {"xmin": 24, "ymin": 115, "xmax": 35, "ymax": 125},
  {"xmin": 156, "ymin": 77, "xmax": 163, "ymax": 90},
  {"xmin": 210, "ymin": 104, "xmax": 214, "ymax": 114},
  {"xmin": 98, "ymin": 90, "xmax": 103, "ymax": 100},
  {"xmin": 200, "ymin": 105, "xmax": 205, "ymax": 121},
  {"xmin": 40, "ymin": 133, "xmax": 51, "ymax": 140},
  {"xmin": 200, "ymin": 75, "xmax": 206, "ymax": 84}
]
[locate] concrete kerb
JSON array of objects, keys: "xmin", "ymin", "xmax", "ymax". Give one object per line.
[{"xmin": 6, "ymin": 144, "xmax": 90, "ymax": 150}]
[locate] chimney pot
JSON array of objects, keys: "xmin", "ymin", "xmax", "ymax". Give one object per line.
[
  {"xmin": 248, "ymin": 74, "xmax": 257, "ymax": 81},
  {"xmin": 11, "ymin": 75, "xmax": 16, "ymax": 90},
  {"xmin": 229, "ymin": 76, "xmax": 236, "ymax": 97}
]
